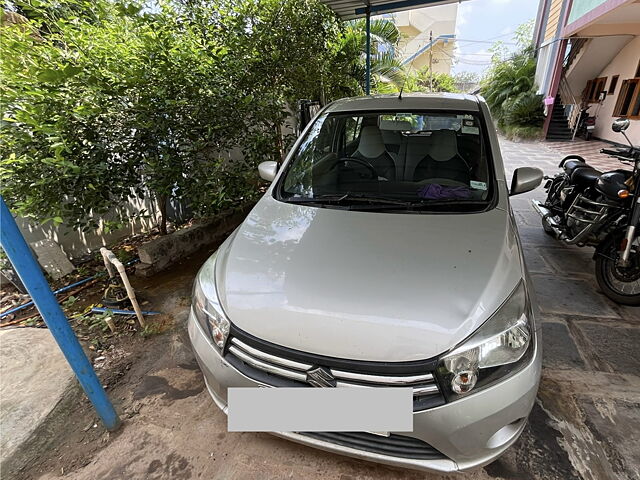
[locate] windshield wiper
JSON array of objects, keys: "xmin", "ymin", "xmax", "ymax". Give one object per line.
[
  {"xmin": 287, "ymin": 193, "xmax": 411, "ymax": 207},
  {"xmin": 405, "ymin": 199, "xmax": 488, "ymax": 210},
  {"xmin": 285, "ymin": 194, "xmax": 488, "ymax": 211}
]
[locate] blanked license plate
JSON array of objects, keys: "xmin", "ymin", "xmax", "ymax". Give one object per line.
[{"xmin": 228, "ymin": 387, "xmax": 412, "ymax": 432}]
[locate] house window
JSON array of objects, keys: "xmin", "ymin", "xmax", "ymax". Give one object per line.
[
  {"xmin": 609, "ymin": 75, "xmax": 619, "ymax": 95},
  {"xmin": 583, "ymin": 77, "xmax": 607, "ymax": 103},
  {"xmin": 614, "ymin": 79, "xmax": 640, "ymax": 119}
]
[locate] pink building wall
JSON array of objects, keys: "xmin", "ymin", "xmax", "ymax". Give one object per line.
[{"xmin": 588, "ymin": 36, "xmax": 640, "ymax": 144}]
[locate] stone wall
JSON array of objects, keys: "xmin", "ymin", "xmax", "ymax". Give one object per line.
[{"xmin": 135, "ymin": 203, "xmax": 255, "ymax": 277}]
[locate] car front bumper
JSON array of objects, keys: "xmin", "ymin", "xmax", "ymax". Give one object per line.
[{"xmin": 188, "ymin": 310, "xmax": 541, "ymax": 473}]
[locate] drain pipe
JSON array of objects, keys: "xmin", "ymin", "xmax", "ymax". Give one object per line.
[
  {"xmin": 1, "ymin": 258, "xmax": 139, "ymax": 320},
  {"xmin": 100, "ymin": 248, "xmax": 146, "ymax": 328}
]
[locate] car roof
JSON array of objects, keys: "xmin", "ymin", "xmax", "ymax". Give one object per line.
[{"xmin": 324, "ymin": 93, "xmax": 481, "ymax": 113}]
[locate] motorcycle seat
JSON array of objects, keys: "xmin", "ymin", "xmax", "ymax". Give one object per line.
[
  {"xmin": 571, "ymin": 166, "xmax": 602, "ymax": 188},
  {"xmin": 563, "ymin": 159, "xmax": 589, "ymax": 176}
]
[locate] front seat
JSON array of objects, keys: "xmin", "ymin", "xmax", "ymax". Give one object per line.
[
  {"xmin": 413, "ymin": 130, "xmax": 470, "ymax": 184},
  {"xmin": 352, "ymin": 126, "xmax": 396, "ymax": 180}
]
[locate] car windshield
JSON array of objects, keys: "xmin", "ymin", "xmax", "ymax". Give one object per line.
[{"xmin": 276, "ymin": 110, "xmax": 495, "ymax": 212}]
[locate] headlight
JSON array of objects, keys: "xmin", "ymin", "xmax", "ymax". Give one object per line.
[
  {"xmin": 192, "ymin": 254, "xmax": 230, "ymax": 350},
  {"xmin": 436, "ymin": 281, "xmax": 534, "ymax": 399}
]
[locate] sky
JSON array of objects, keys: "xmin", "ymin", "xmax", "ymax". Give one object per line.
[{"xmin": 451, "ymin": 0, "xmax": 540, "ymax": 76}]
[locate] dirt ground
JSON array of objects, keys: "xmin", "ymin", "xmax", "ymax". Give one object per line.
[{"xmin": 3, "ymin": 246, "xmax": 211, "ymax": 480}]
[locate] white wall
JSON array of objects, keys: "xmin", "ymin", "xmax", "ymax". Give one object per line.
[
  {"xmin": 588, "ymin": 36, "xmax": 640, "ymax": 144},
  {"xmin": 17, "ymin": 196, "xmax": 159, "ymax": 260},
  {"xmin": 392, "ymin": 4, "xmax": 458, "ymax": 75}
]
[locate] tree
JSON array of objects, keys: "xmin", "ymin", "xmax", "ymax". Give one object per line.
[
  {"xmin": 333, "ymin": 18, "xmax": 405, "ymax": 94},
  {"xmin": 453, "ymin": 71, "xmax": 480, "ymax": 93},
  {"xmin": 1, "ymin": 0, "xmax": 352, "ymax": 233},
  {"xmin": 480, "ymin": 20, "xmax": 540, "ymax": 128},
  {"xmin": 1, "ymin": 2, "xmax": 144, "ymax": 231},
  {"xmin": 377, "ymin": 66, "xmax": 459, "ymax": 94}
]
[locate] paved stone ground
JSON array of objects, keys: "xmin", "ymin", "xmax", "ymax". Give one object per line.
[
  {"xmin": 500, "ymin": 138, "xmax": 639, "ymax": 480},
  {"xmin": 543, "ymin": 138, "xmax": 633, "ymax": 172},
  {"xmin": 5, "ymin": 138, "xmax": 640, "ymax": 480}
]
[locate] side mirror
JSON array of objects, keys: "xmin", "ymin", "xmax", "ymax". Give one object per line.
[
  {"xmin": 258, "ymin": 161, "xmax": 278, "ymax": 182},
  {"xmin": 612, "ymin": 118, "xmax": 630, "ymax": 133},
  {"xmin": 510, "ymin": 167, "xmax": 543, "ymax": 196}
]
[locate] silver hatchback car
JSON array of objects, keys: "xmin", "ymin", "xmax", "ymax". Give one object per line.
[{"xmin": 188, "ymin": 94, "xmax": 543, "ymax": 473}]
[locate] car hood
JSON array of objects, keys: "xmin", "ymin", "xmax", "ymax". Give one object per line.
[{"xmin": 215, "ymin": 195, "xmax": 523, "ymax": 362}]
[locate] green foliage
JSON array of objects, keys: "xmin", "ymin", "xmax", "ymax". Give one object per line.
[
  {"xmin": 1, "ymin": 0, "xmax": 359, "ymax": 233},
  {"xmin": 1, "ymin": 4, "xmax": 143, "ymax": 230},
  {"xmin": 480, "ymin": 19, "xmax": 542, "ymax": 131},
  {"xmin": 85, "ymin": 311, "xmax": 112, "ymax": 332},
  {"xmin": 500, "ymin": 124, "xmax": 543, "ymax": 141},
  {"xmin": 141, "ymin": 322, "xmax": 163, "ymax": 337},
  {"xmin": 453, "ymin": 71, "xmax": 479, "ymax": 93},
  {"xmin": 62, "ymin": 295, "xmax": 78, "ymax": 308},
  {"xmin": 337, "ymin": 18, "xmax": 405, "ymax": 93},
  {"xmin": 503, "ymin": 91, "xmax": 544, "ymax": 127},
  {"xmin": 398, "ymin": 67, "xmax": 459, "ymax": 94}
]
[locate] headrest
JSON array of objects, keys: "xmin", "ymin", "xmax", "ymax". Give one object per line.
[
  {"xmin": 429, "ymin": 130, "xmax": 458, "ymax": 162},
  {"xmin": 356, "ymin": 126, "xmax": 386, "ymax": 158}
]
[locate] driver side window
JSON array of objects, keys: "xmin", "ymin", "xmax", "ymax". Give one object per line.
[{"xmin": 283, "ymin": 115, "xmax": 338, "ymax": 194}]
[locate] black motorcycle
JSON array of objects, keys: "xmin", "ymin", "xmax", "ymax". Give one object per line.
[
  {"xmin": 576, "ymin": 108, "xmax": 596, "ymax": 140},
  {"xmin": 533, "ymin": 118, "xmax": 640, "ymax": 306}
]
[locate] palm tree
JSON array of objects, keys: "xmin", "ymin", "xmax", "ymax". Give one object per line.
[
  {"xmin": 480, "ymin": 46, "xmax": 537, "ymax": 122},
  {"xmin": 338, "ymin": 18, "xmax": 405, "ymax": 92}
]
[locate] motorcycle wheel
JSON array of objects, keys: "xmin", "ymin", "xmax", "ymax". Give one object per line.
[{"xmin": 595, "ymin": 235, "xmax": 640, "ymax": 306}]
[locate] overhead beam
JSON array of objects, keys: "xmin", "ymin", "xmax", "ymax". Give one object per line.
[{"xmin": 354, "ymin": 0, "xmax": 463, "ymax": 17}]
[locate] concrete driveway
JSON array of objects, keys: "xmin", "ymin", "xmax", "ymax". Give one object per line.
[{"xmin": 7, "ymin": 138, "xmax": 640, "ymax": 480}]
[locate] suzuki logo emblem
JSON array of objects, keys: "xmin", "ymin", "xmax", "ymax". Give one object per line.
[{"xmin": 306, "ymin": 366, "xmax": 337, "ymax": 388}]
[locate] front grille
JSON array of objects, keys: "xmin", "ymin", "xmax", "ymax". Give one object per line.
[
  {"xmin": 298, "ymin": 432, "xmax": 445, "ymax": 460},
  {"xmin": 224, "ymin": 327, "xmax": 446, "ymax": 411}
]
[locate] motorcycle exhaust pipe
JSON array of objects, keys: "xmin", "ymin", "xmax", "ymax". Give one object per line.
[{"xmin": 531, "ymin": 201, "xmax": 563, "ymax": 239}]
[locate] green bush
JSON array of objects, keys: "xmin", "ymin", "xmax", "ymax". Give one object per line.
[
  {"xmin": 502, "ymin": 91, "xmax": 544, "ymax": 127},
  {"xmin": 0, "ymin": 0, "xmax": 359, "ymax": 234},
  {"xmin": 500, "ymin": 124, "xmax": 544, "ymax": 141},
  {"xmin": 480, "ymin": 20, "xmax": 542, "ymax": 131},
  {"xmin": 382, "ymin": 67, "xmax": 459, "ymax": 94}
]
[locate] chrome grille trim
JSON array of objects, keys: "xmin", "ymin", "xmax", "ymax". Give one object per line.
[
  {"xmin": 410, "ymin": 385, "xmax": 440, "ymax": 395},
  {"xmin": 231, "ymin": 338, "xmax": 312, "ymax": 371},
  {"xmin": 227, "ymin": 336, "xmax": 441, "ymax": 399},
  {"xmin": 330, "ymin": 369, "xmax": 433, "ymax": 385},
  {"xmin": 228, "ymin": 345, "xmax": 307, "ymax": 382}
]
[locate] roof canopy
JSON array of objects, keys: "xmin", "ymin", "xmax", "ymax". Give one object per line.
[{"xmin": 320, "ymin": 0, "xmax": 464, "ymax": 20}]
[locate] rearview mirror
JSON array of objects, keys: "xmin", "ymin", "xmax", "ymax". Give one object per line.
[
  {"xmin": 612, "ymin": 118, "xmax": 630, "ymax": 133},
  {"xmin": 258, "ymin": 161, "xmax": 278, "ymax": 182},
  {"xmin": 510, "ymin": 167, "xmax": 543, "ymax": 196}
]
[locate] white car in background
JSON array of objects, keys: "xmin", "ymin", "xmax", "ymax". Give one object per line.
[{"xmin": 189, "ymin": 93, "xmax": 543, "ymax": 473}]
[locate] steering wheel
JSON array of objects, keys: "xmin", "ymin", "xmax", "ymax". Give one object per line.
[{"xmin": 328, "ymin": 157, "xmax": 377, "ymax": 179}]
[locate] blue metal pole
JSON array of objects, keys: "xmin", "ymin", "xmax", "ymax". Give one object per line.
[
  {"xmin": 365, "ymin": 7, "xmax": 371, "ymax": 95},
  {"xmin": 0, "ymin": 197, "xmax": 120, "ymax": 431}
]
